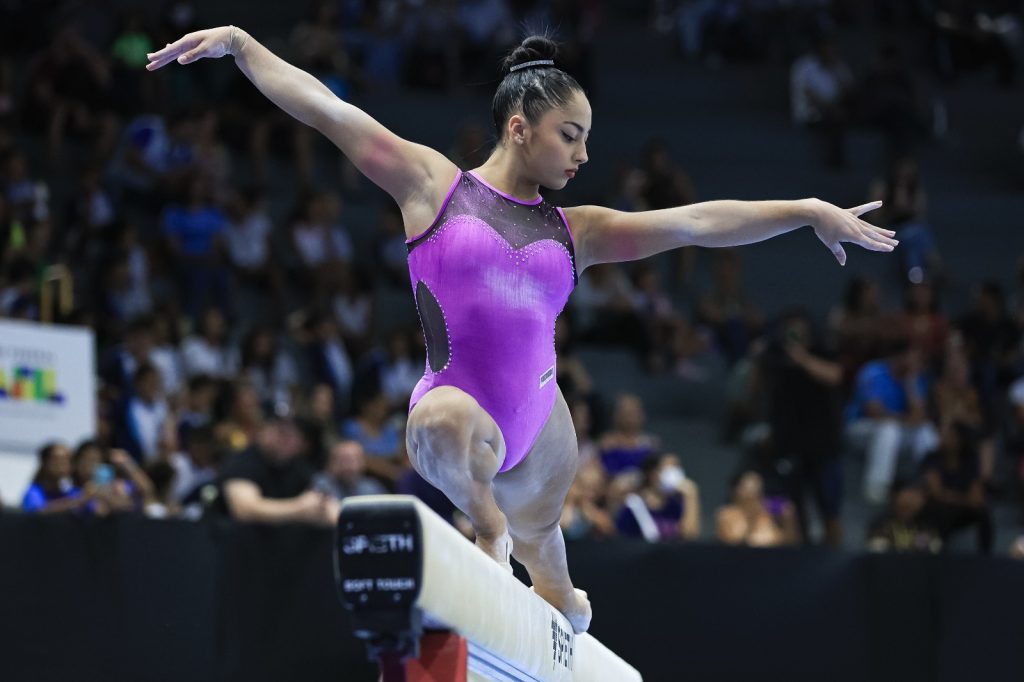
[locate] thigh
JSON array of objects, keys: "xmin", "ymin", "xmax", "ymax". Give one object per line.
[
  {"xmin": 406, "ymin": 385, "xmax": 507, "ymax": 485},
  {"xmin": 492, "ymin": 386, "xmax": 579, "ymax": 532}
]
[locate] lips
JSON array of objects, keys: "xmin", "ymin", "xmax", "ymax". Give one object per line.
[{"xmin": 565, "ymin": 169, "xmax": 576, "ymax": 178}]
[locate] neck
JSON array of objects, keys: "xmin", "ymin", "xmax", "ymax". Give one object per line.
[{"xmin": 475, "ymin": 147, "xmax": 541, "ymax": 203}]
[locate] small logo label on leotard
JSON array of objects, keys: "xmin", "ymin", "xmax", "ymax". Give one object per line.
[{"xmin": 539, "ymin": 366, "xmax": 554, "ymax": 389}]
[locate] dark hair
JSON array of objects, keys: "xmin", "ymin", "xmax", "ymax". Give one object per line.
[
  {"xmin": 33, "ymin": 441, "xmax": 66, "ymax": 485},
  {"xmin": 492, "ymin": 36, "xmax": 584, "ymax": 143}
]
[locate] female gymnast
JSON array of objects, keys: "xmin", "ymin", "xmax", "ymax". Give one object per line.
[{"xmin": 147, "ymin": 27, "xmax": 896, "ymax": 634}]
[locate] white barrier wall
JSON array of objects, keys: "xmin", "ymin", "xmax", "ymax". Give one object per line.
[{"xmin": 0, "ymin": 320, "xmax": 96, "ymax": 505}]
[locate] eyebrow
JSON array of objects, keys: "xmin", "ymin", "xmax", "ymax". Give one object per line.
[{"xmin": 563, "ymin": 121, "xmax": 591, "ymax": 135}]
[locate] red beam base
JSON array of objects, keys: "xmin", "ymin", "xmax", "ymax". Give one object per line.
[{"xmin": 379, "ymin": 631, "xmax": 468, "ymax": 682}]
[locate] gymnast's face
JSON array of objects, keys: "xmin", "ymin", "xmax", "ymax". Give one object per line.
[{"xmin": 514, "ymin": 91, "xmax": 591, "ymax": 190}]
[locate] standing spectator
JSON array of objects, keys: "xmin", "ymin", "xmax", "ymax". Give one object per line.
[
  {"xmin": 716, "ymin": 470, "xmax": 799, "ymax": 547},
  {"xmin": 616, "ymin": 453, "xmax": 701, "ymax": 542},
  {"xmin": 216, "ymin": 416, "xmax": 339, "ymax": 525},
  {"xmin": 761, "ymin": 310, "xmax": 845, "ymax": 545},
  {"xmin": 790, "ymin": 32, "xmax": 855, "ymax": 167},
  {"xmin": 162, "ymin": 173, "xmax": 230, "ymax": 320},
  {"xmin": 312, "ymin": 439, "xmax": 387, "ymax": 501},
  {"xmin": 846, "ymin": 338, "xmax": 938, "ymax": 504},
  {"xmin": 21, "ymin": 442, "xmax": 87, "ymax": 513},
  {"xmin": 919, "ymin": 422, "xmax": 994, "ymax": 554},
  {"xmin": 181, "ymin": 306, "xmax": 239, "ymax": 379}
]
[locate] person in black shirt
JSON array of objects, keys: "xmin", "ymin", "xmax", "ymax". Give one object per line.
[
  {"xmin": 760, "ymin": 310, "xmax": 845, "ymax": 545},
  {"xmin": 918, "ymin": 421, "xmax": 993, "ymax": 554},
  {"xmin": 217, "ymin": 415, "xmax": 339, "ymax": 525}
]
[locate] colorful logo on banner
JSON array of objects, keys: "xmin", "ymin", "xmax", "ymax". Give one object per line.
[{"xmin": 0, "ymin": 365, "xmax": 65, "ymax": 404}]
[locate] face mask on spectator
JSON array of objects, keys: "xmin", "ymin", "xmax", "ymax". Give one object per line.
[{"xmin": 658, "ymin": 465, "xmax": 685, "ymax": 493}]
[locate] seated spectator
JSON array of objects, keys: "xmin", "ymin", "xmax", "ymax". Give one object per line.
[
  {"xmin": 570, "ymin": 399, "xmax": 599, "ymax": 469},
  {"xmin": 1007, "ymin": 377, "xmax": 1024, "ymax": 495},
  {"xmin": 177, "ymin": 374, "xmax": 217, "ymax": 447},
  {"xmin": 290, "ymin": 190, "xmax": 354, "ymax": 294},
  {"xmin": 561, "ymin": 461, "xmax": 615, "ymax": 541},
  {"xmin": 342, "ymin": 388, "xmax": 404, "ymax": 484},
  {"xmin": 859, "ymin": 43, "xmax": 930, "ymax": 159},
  {"xmin": 572, "ymin": 263, "xmax": 649, "ymax": 354},
  {"xmin": 72, "ymin": 441, "xmax": 156, "ymax": 516},
  {"xmin": 224, "ymin": 185, "xmax": 282, "ymax": 306},
  {"xmin": 116, "ymin": 363, "xmax": 170, "ymax": 463},
  {"xmin": 894, "ymin": 282, "xmax": 947, "ymax": 368},
  {"xmin": 1011, "ymin": 536, "xmax": 1024, "ymax": 560},
  {"xmin": 305, "ymin": 312, "xmax": 354, "ymax": 415},
  {"xmin": 918, "ymin": 422, "xmax": 994, "ymax": 555},
  {"xmin": 181, "ymin": 306, "xmax": 239, "ymax": 379},
  {"xmin": 312, "ymin": 439, "xmax": 387, "ymax": 501},
  {"xmin": 143, "ymin": 459, "xmax": 181, "ymax": 519},
  {"xmin": 868, "ymin": 157, "xmax": 942, "ymax": 284},
  {"xmin": 239, "ymin": 326, "xmax": 299, "ymax": 413},
  {"xmin": 829, "ymin": 275, "xmax": 886, "ymax": 380},
  {"xmin": 216, "ymin": 416, "xmax": 339, "ymax": 526},
  {"xmin": 21, "ymin": 442, "xmax": 88, "ymax": 514},
  {"xmin": 218, "ymin": 382, "xmax": 266, "ymax": 453},
  {"xmin": 866, "ymin": 478, "xmax": 942, "ymax": 553},
  {"xmin": 170, "ymin": 424, "xmax": 221, "ymax": 505},
  {"xmin": 931, "ymin": 334, "xmax": 993, "ymax": 480},
  {"xmin": 616, "ymin": 453, "xmax": 701, "ymax": 542},
  {"xmin": 697, "ymin": 250, "xmax": 763, "ymax": 365},
  {"xmin": 376, "ymin": 329, "xmax": 422, "ymax": 408},
  {"xmin": 598, "ymin": 393, "xmax": 660, "ymax": 476},
  {"xmin": 375, "ymin": 201, "xmax": 409, "ymax": 286},
  {"xmin": 330, "ymin": 265, "xmax": 373, "ymax": 357},
  {"xmin": 845, "ymin": 338, "xmax": 938, "ymax": 504},
  {"xmin": 716, "ymin": 470, "xmax": 799, "ymax": 547},
  {"xmin": 790, "ymin": 32, "xmax": 855, "ymax": 167},
  {"xmin": 295, "ymin": 383, "xmax": 340, "ymax": 470}
]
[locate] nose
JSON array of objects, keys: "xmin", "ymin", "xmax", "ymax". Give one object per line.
[{"xmin": 576, "ymin": 142, "xmax": 588, "ymax": 165}]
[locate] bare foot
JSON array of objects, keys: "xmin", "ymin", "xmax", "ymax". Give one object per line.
[
  {"xmin": 475, "ymin": 531, "xmax": 514, "ymax": 573},
  {"xmin": 532, "ymin": 586, "xmax": 592, "ymax": 634}
]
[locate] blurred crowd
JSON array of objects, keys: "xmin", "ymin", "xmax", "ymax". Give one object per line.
[{"xmin": 1, "ymin": 0, "xmax": 1022, "ymax": 559}]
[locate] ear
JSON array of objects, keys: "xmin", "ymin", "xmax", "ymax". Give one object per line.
[{"xmin": 507, "ymin": 113, "xmax": 528, "ymax": 146}]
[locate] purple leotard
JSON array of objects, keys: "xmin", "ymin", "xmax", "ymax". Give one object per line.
[{"xmin": 406, "ymin": 170, "xmax": 577, "ymax": 472}]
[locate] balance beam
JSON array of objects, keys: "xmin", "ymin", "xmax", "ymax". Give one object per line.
[{"xmin": 335, "ymin": 495, "xmax": 643, "ymax": 681}]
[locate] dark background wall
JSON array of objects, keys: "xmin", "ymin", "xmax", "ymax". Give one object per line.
[{"xmin": 3, "ymin": 514, "xmax": 1022, "ymax": 682}]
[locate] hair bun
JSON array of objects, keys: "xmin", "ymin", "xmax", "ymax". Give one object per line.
[{"xmin": 500, "ymin": 35, "xmax": 560, "ymax": 76}]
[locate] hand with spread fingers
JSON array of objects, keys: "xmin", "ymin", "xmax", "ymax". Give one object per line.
[
  {"xmin": 145, "ymin": 26, "xmax": 248, "ymax": 71},
  {"xmin": 812, "ymin": 199, "xmax": 898, "ymax": 266}
]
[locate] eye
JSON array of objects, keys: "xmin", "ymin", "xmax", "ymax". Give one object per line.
[{"xmin": 562, "ymin": 132, "xmax": 575, "ymax": 142}]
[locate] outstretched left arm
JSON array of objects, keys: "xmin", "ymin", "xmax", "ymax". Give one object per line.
[{"xmin": 563, "ymin": 198, "xmax": 897, "ymax": 271}]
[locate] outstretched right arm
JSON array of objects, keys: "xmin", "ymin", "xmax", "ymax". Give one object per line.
[{"xmin": 146, "ymin": 26, "xmax": 456, "ymax": 224}]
